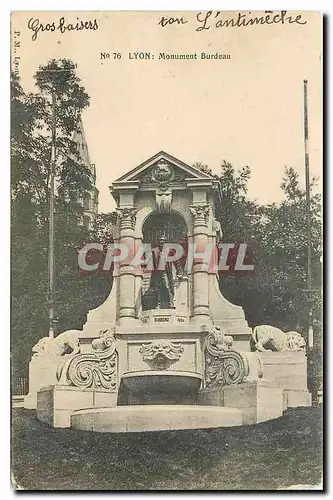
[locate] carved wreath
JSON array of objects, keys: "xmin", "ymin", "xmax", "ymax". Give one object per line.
[{"xmin": 153, "ymin": 160, "xmax": 173, "ymax": 184}]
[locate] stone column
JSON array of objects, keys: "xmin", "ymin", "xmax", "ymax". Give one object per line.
[
  {"xmin": 190, "ymin": 203, "xmax": 212, "ymax": 325},
  {"xmin": 117, "ymin": 207, "xmax": 138, "ymax": 326}
]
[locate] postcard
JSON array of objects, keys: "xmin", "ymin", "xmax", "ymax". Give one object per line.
[{"xmin": 11, "ymin": 10, "xmax": 323, "ymax": 491}]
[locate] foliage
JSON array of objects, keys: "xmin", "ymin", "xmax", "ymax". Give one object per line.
[
  {"xmin": 11, "ymin": 61, "xmax": 112, "ymax": 376},
  {"xmin": 195, "ymin": 160, "xmax": 322, "ymax": 345}
]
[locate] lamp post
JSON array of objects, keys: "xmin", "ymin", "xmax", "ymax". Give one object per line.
[
  {"xmin": 303, "ymin": 80, "xmax": 316, "ymax": 405},
  {"xmin": 48, "ymin": 89, "xmax": 56, "ymax": 338},
  {"xmin": 303, "ymin": 80, "xmax": 313, "ymax": 349}
]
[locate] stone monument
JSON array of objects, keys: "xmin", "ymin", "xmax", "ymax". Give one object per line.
[{"xmin": 26, "ymin": 151, "xmax": 311, "ymax": 432}]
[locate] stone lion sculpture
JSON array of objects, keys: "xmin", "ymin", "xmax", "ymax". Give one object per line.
[
  {"xmin": 32, "ymin": 330, "xmax": 81, "ymax": 357},
  {"xmin": 251, "ymin": 325, "xmax": 306, "ymax": 352}
]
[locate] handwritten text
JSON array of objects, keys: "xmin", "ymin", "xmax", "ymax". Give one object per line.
[{"xmin": 28, "ymin": 17, "xmax": 99, "ymax": 41}]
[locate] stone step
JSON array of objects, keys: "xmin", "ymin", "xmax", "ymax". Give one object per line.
[
  {"xmin": 12, "ymin": 395, "xmax": 25, "ymax": 408},
  {"xmin": 71, "ymin": 405, "xmax": 243, "ymax": 433}
]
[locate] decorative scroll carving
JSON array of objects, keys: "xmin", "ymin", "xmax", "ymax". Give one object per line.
[
  {"xmin": 117, "ymin": 207, "xmax": 137, "ymax": 231},
  {"xmin": 56, "ymin": 329, "xmax": 117, "ymax": 391},
  {"xmin": 190, "ymin": 203, "xmax": 210, "ymax": 226},
  {"xmin": 204, "ymin": 328, "xmax": 250, "ymax": 387},
  {"xmin": 251, "ymin": 325, "xmax": 306, "ymax": 352},
  {"xmin": 174, "ymin": 172, "xmax": 185, "ymax": 182},
  {"xmin": 139, "ymin": 339, "xmax": 184, "ymax": 370},
  {"xmin": 142, "ymin": 171, "xmax": 153, "ymax": 183}
]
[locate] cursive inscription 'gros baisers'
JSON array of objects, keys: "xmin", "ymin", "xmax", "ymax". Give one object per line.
[{"xmin": 28, "ymin": 16, "xmax": 99, "ymax": 41}]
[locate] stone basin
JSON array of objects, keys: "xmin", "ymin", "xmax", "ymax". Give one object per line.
[
  {"xmin": 71, "ymin": 405, "xmax": 243, "ymax": 432},
  {"xmin": 120, "ymin": 370, "xmax": 202, "ymax": 405}
]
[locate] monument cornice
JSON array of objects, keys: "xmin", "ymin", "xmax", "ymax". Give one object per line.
[
  {"xmin": 110, "ymin": 180, "xmax": 141, "ymax": 191},
  {"xmin": 186, "ymin": 179, "xmax": 214, "ymax": 189},
  {"xmin": 109, "ymin": 181, "xmax": 141, "ymax": 203},
  {"xmin": 134, "ymin": 184, "xmax": 185, "ymax": 192}
]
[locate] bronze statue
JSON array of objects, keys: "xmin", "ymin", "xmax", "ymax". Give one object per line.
[{"xmin": 142, "ymin": 235, "xmax": 183, "ymax": 311}]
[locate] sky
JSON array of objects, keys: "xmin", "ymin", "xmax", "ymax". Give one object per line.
[{"xmin": 11, "ymin": 11, "xmax": 322, "ymax": 213}]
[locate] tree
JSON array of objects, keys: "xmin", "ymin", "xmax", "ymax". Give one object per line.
[
  {"xmin": 11, "ymin": 61, "xmax": 112, "ymax": 376},
  {"xmin": 55, "ymin": 212, "xmax": 117, "ymax": 335},
  {"xmin": 257, "ymin": 167, "xmax": 322, "ymax": 336},
  {"xmin": 194, "ymin": 160, "xmax": 322, "ymax": 340}
]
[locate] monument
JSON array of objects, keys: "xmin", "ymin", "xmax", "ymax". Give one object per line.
[{"xmin": 25, "ymin": 151, "xmax": 311, "ymax": 432}]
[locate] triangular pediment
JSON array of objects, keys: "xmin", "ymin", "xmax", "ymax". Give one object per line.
[{"xmin": 113, "ymin": 151, "xmax": 213, "ymax": 185}]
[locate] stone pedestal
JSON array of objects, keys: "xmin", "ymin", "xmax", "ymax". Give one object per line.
[
  {"xmin": 37, "ymin": 385, "xmax": 118, "ymax": 428},
  {"xmin": 283, "ymin": 388, "xmax": 312, "ymax": 407},
  {"xmin": 257, "ymin": 351, "xmax": 311, "ymax": 408},
  {"xmin": 24, "ymin": 356, "xmax": 63, "ymax": 409},
  {"xmin": 222, "ymin": 381, "xmax": 284, "ymax": 424},
  {"xmin": 199, "ymin": 381, "xmax": 284, "ymax": 425}
]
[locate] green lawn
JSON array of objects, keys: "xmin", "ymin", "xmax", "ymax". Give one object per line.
[{"xmin": 11, "ymin": 407, "xmax": 322, "ymax": 491}]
